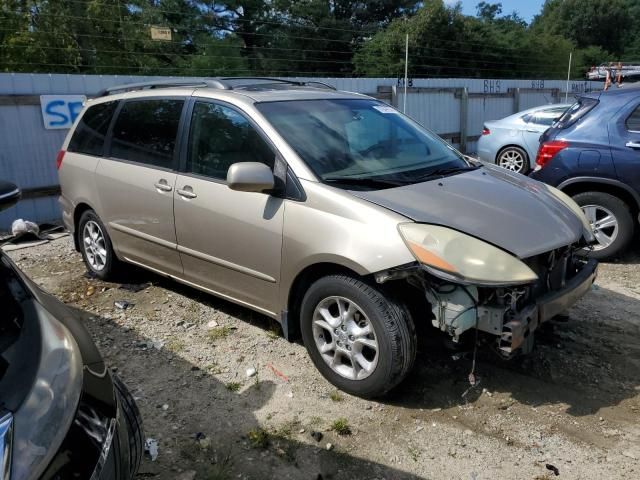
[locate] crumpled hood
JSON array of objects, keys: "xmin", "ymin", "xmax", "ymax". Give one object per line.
[{"xmin": 351, "ymin": 165, "xmax": 584, "ymax": 259}]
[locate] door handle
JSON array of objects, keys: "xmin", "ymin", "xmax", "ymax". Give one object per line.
[
  {"xmin": 626, "ymin": 141, "xmax": 640, "ymax": 149},
  {"xmin": 154, "ymin": 180, "xmax": 173, "ymax": 192},
  {"xmin": 177, "ymin": 186, "xmax": 197, "ymax": 199}
]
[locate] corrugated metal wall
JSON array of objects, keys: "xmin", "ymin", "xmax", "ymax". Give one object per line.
[{"xmin": 0, "ymin": 73, "xmax": 602, "ymax": 229}]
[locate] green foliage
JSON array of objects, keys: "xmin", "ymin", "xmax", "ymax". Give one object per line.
[
  {"xmin": 0, "ymin": 0, "xmax": 638, "ymax": 78},
  {"xmin": 330, "ymin": 418, "xmax": 352, "ymax": 435}
]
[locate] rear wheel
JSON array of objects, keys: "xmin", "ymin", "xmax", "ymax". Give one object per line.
[
  {"xmin": 497, "ymin": 146, "xmax": 529, "ymax": 174},
  {"xmin": 77, "ymin": 210, "xmax": 123, "ymax": 280},
  {"xmin": 572, "ymin": 191, "xmax": 634, "ymax": 260},
  {"xmin": 300, "ymin": 275, "xmax": 416, "ymax": 398}
]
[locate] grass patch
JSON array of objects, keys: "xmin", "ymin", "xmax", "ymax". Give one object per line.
[
  {"xmin": 408, "ymin": 445, "xmax": 421, "ymax": 462},
  {"xmin": 329, "ymin": 390, "xmax": 343, "ymax": 402},
  {"xmin": 203, "ymin": 453, "xmax": 233, "ymax": 480},
  {"xmin": 247, "ymin": 428, "xmax": 269, "ymax": 449},
  {"xmin": 225, "ymin": 382, "xmax": 241, "ymax": 392},
  {"xmin": 207, "ymin": 325, "xmax": 232, "ymax": 342},
  {"xmin": 266, "ymin": 321, "xmax": 281, "ymax": 340},
  {"xmin": 330, "ymin": 418, "xmax": 352, "ymax": 436},
  {"xmin": 308, "ymin": 416, "xmax": 322, "ymax": 427},
  {"xmin": 165, "ymin": 339, "xmax": 185, "ymax": 353}
]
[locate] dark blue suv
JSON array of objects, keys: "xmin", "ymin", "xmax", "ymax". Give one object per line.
[{"xmin": 530, "ymin": 85, "xmax": 640, "ymax": 259}]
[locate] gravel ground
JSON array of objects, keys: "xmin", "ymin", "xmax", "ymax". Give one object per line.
[{"xmin": 7, "ymin": 237, "xmax": 640, "ymax": 480}]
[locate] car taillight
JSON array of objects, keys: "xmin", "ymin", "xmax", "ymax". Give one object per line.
[
  {"xmin": 55, "ymin": 150, "xmax": 66, "ymax": 170},
  {"xmin": 535, "ymin": 141, "xmax": 568, "ymax": 169},
  {"xmin": 482, "ymin": 127, "xmax": 490, "ymax": 135}
]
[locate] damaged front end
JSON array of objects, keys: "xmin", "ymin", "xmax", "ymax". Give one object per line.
[{"xmin": 376, "ymin": 244, "xmax": 597, "ymax": 358}]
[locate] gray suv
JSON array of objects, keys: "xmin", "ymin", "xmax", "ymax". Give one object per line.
[{"xmin": 58, "ymin": 78, "xmax": 597, "ymax": 397}]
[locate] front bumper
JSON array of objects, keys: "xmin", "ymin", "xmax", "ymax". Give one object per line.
[{"xmin": 503, "ymin": 258, "xmax": 597, "ymax": 353}]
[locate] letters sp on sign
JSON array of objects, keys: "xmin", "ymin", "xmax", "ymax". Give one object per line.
[{"xmin": 40, "ymin": 95, "xmax": 86, "ymax": 130}]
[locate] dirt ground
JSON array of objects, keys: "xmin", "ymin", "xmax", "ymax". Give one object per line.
[{"xmin": 7, "ymin": 237, "xmax": 640, "ymax": 480}]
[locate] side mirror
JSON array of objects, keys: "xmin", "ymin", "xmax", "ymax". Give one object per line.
[
  {"xmin": 227, "ymin": 162, "xmax": 275, "ymax": 193},
  {"xmin": 0, "ymin": 180, "xmax": 20, "ymax": 212}
]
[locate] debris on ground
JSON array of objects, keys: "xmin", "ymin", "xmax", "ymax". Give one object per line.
[
  {"xmin": 267, "ymin": 363, "xmax": 289, "ymax": 382},
  {"xmin": 246, "ymin": 367, "xmax": 257, "ymax": 377},
  {"xmin": 144, "ymin": 438, "xmax": 159, "ymax": 461},
  {"xmin": 311, "ymin": 431, "xmax": 323, "ymax": 442},
  {"xmin": 545, "ymin": 464, "xmax": 560, "ymax": 476},
  {"xmin": 114, "ymin": 300, "xmax": 133, "ymax": 310}
]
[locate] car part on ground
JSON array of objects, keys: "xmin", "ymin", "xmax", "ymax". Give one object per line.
[
  {"xmin": 531, "ymin": 85, "xmax": 640, "ymax": 260},
  {"xmin": 58, "ymin": 79, "xmax": 597, "ymax": 396}
]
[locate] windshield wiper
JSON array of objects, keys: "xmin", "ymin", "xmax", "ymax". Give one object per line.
[
  {"xmin": 414, "ymin": 165, "xmax": 481, "ymax": 181},
  {"xmin": 323, "ymin": 176, "xmax": 405, "ymax": 188}
]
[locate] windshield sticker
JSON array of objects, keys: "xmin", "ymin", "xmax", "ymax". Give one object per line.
[{"xmin": 373, "ymin": 105, "xmax": 399, "ymax": 114}]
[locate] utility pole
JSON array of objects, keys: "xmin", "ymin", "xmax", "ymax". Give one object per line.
[
  {"xmin": 403, "ymin": 33, "xmax": 409, "ymax": 114},
  {"xmin": 565, "ymin": 51, "xmax": 573, "ymax": 103}
]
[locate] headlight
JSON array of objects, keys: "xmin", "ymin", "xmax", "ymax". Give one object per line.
[
  {"xmin": 11, "ymin": 302, "xmax": 83, "ymax": 480},
  {"xmin": 398, "ymin": 224, "xmax": 538, "ymax": 286},
  {"xmin": 546, "ymin": 185, "xmax": 595, "ymax": 243}
]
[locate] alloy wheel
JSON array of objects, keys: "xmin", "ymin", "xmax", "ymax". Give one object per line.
[
  {"xmin": 83, "ymin": 220, "xmax": 108, "ymax": 271},
  {"xmin": 312, "ymin": 296, "xmax": 379, "ymax": 381},
  {"xmin": 498, "ymin": 149, "xmax": 526, "ymax": 173},
  {"xmin": 582, "ymin": 204, "xmax": 619, "ymax": 251}
]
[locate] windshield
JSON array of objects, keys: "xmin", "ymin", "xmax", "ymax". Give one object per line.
[{"xmin": 256, "ymin": 99, "xmax": 471, "ymax": 189}]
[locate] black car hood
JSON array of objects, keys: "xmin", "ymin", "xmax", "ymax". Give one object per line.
[{"xmin": 351, "ymin": 165, "xmax": 583, "ymax": 259}]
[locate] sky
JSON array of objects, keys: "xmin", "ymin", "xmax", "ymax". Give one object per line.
[{"xmin": 444, "ymin": 0, "xmax": 546, "ymax": 24}]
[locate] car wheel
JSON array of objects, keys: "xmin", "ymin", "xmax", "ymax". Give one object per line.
[
  {"xmin": 113, "ymin": 375, "xmax": 144, "ymax": 477},
  {"xmin": 300, "ymin": 275, "xmax": 416, "ymax": 398},
  {"xmin": 497, "ymin": 146, "xmax": 529, "ymax": 174},
  {"xmin": 572, "ymin": 191, "xmax": 634, "ymax": 260},
  {"xmin": 78, "ymin": 210, "xmax": 123, "ymax": 280}
]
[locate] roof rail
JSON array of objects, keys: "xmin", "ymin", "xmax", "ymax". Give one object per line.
[
  {"xmin": 220, "ymin": 77, "xmax": 337, "ymax": 90},
  {"xmin": 98, "ymin": 78, "xmax": 230, "ymax": 96},
  {"xmin": 97, "ymin": 77, "xmax": 338, "ymax": 97}
]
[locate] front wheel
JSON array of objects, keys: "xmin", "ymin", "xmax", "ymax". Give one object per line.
[
  {"xmin": 572, "ymin": 191, "xmax": 634, "ymax": 260},
  {"xmin": 300, "ymin": 275, "xmax": 416, "ymax": 398}
]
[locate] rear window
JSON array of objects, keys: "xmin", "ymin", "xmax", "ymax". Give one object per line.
[
  {"xmin": 555, "ymin": 98, "xmax": 598, "ymax": 129},
  {"xmin": 67, "ymin": 101, "xmax": 118, "ymax": 156},
  {"xmin": 110, "ymin": 99, "xmax": 184, "ymax": 168}
]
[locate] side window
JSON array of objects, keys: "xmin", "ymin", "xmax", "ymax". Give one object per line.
[
  {"xmin": 110, "ymin": 99, "xmax": 184, "ymax": 168},
  {"xmin": 67, "ymin": 101, "xmax": 117, "ymax": 156},
  {"xmin": 626, "ymin": 105, "xmax": 640, "ymax": 132},
  {"xmin": 187, "ymin": 101, "xmax": 275, "ymax": 180}
]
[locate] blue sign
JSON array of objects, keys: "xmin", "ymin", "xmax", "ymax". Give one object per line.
[{"xmin": 40, "ymin": 95, "xmax": 86, "ymax": 130}]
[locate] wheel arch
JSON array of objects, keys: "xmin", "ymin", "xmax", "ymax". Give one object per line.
[
  {"xmin": 558, "ymin": 177, "xmax": 640, "ymax": 217},
  {"xmin": 283, "ymin": 261, "xmax": 367, "ymax": 342},
  {"xmin": 72, "ymin": 202, "xmax": 96, "ymax": 251},
  {"xmin": 495, "ymin": 143, "xmax": 530, "ymax": 163}
]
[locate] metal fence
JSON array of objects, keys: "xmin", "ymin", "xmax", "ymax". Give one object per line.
[{"xmin": 0, "ymin": 73, "xmax": 602, "ymax": 229}]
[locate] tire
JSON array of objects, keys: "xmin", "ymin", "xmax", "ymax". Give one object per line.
[
  {"xmin": 300, "ymin": 275, "xmax": 417, "ymax": 398},
  {"xmin": 77, "ymin": 210, "xmax": 123, "ymax": 280},
  {"xmin": 496, "ymin": 146, "xmax": 529, "ymax": 174},
  {"xmin": 572, "ymin": 191, "xmax": 634, "ymax": 260},
  {"xmin": 113, "ymin": 375, "xmax": 144, "ymax": 478}
]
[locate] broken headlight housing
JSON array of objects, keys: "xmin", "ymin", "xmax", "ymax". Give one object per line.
[{"xmin": 398, "ymin": 223, "xmax": 538, "ymax": 286}]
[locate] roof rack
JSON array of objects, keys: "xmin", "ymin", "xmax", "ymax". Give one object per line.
[
  {"xmin": 98, "ymin": 79, "xmax": 230, "ymax": 96},
  {"xmin": 98, "ymin": 77, "xmax": 337, "ymax": 97},
  {"xmin": 220, "ymin": 77, "xmax": 337, "ymax": 90}
]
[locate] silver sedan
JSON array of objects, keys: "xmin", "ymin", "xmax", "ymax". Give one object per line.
[{"xmin": 477, "ymin": 104, "xmax": 571, "ymax": 174}]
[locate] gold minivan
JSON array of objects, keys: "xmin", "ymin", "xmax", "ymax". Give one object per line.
[{"xmin": 58, "ymin": 78, "xmax": 597, "ymax": 397}]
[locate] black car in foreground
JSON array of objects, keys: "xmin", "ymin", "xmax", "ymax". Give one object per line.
[{"xmin": 0, "ymin": 180, "xmax": 143, "ymax": 479}]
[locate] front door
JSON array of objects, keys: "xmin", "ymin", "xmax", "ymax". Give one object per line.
[
  {"xmin": 96, "ymin": 98, "xmax": 185, "ymax": 276},
  {"xmin": 174, "ymin": 99, "xmax": 284, "ymax": 316}
]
